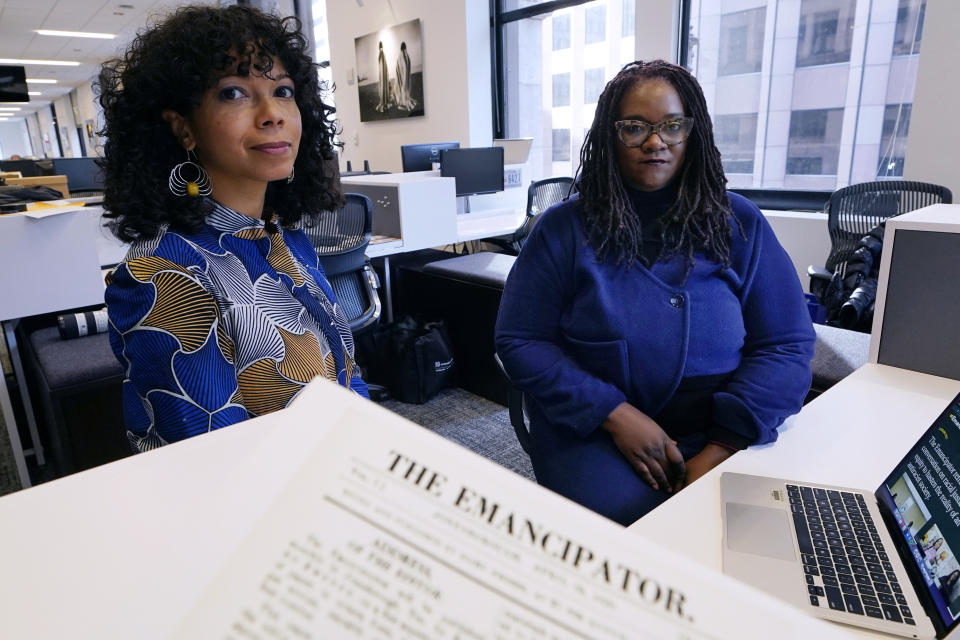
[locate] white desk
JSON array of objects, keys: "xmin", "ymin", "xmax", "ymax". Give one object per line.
[
  {"xmin": 455, "ymin": 207, "xmax": 526, "ymax": 243},
  {"xmin": 0, "ymin": 205, "xmax": 121, "ymax": 488},
  {"xmin": 0, "ymin": 376, "xmax": 855, "ymax": 639},
  {"xmin": 343, "ymin": 174, "xmax": 524, "ymax": 321},
  {"xmin": 628, "ymin": 363, "xmax": 960, "ymax": 638}
]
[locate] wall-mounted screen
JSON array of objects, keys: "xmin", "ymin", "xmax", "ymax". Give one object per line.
[{"xmin": 0, "ymin": 66, "xmax": 29, "ymax": 103}]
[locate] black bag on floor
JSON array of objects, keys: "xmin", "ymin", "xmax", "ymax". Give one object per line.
[{"xmin": 357, "ymin": 316, "xmax": 455, "ymax": 404}]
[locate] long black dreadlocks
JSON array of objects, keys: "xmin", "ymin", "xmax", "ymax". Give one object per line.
[{"xmin": 576, "ymin": 59, "xmax": 741, "ymax": 270}]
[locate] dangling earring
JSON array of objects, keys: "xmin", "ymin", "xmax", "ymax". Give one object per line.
[
  {"xmin": 287, "ymin": 166, "xmax": 295, "ymax": 184},
  {"xmin": 168, "ymin": 150, "xmax": 212, "ymax": 197}
]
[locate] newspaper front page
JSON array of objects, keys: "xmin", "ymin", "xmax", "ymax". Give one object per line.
[{"xmin": 177, "ymin": 380, "xmax": 851, "ymax": 639}]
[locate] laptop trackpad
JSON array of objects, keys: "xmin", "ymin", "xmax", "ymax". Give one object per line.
[{"xmin": 726, "ymin": 502, "xmax": 797, "ymax": 561}]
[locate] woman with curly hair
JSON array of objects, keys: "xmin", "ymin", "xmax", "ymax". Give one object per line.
[
  {"xmin": 495, "ymin": 60, "xmax": 815, "ymax": 525},
  {"xmin": 100, "ymin": 5, "xmax": 366, "ymax": 452}
]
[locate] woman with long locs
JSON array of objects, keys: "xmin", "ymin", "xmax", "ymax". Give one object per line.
[{"xmin": 496, "ymin": 60, "xmax": 815, "ymax": 526}]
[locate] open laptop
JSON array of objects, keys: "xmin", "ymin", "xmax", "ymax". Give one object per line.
[{"xmin": 722, "ymin": 392, "xmax": 960, "ymax": 639}]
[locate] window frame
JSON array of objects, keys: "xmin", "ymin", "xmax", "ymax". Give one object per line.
[{"xmin": 490, "ymin": 0, "xmax": 835, "ymax": 210}]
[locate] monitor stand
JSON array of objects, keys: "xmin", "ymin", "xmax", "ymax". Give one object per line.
[{"xmin": 456, "ymin": 195, "xmax": 472, "ymax": 214}]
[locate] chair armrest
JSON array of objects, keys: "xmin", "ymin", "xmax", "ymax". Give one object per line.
[
  {"xmin": 480, "ymin": 236, "xmax": 520, "ymax": 256},
  {"xmin": 493, "ymin": 353, "xmax": 531, "ymax": 455},
  {"xmin": 807, "ymin": 265, "xmax": 831, "ymax": 281}
]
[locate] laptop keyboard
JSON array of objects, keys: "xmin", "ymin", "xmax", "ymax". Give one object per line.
[{"xmin": 787, "ymin": 484, "xmax": 916, "ymax": 626}]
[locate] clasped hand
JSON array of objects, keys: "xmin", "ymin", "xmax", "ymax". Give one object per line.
[
  {"xmin": 602, "ymin": 402, "xmax": 686, "ymax": 494},
  {"xmin": 603, "ymin": 403, "xmax": 734, "ymax": 493}
]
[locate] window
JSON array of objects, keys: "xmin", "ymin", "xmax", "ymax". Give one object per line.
[
  {"xmin": 584, "ymin": 67, "xmax": 605, "ymax": 104},
  {"xmin": 622, "ymin": 0, "xmax": 635, "ymax": 37},
  {"xmin": 553, "ymin": 13, "xmax": 571, "ymax": 50},
  {"xmin": 719, "ymin": 8, "xmax": 766, "ymax": 75},
  {"xmin": 503, "ymin": 0, "xmax": 556, "ymax": 10},
  {"xmin": 796, "ymin": 0, "xmax": 855, "ymax": 67},
  {"xmin": 893, "ymin": 0, "xmax": 925, "ymax": 56},
  {"xmin": 789, "ymin": 109, "xmax": 829, "ymax": 139},
  {"xmin": 585, "ymin": 5, "xmax": 606, "ymax": 44},
  {"xmin": 311, "ymin": 1, "xmax": 335, "ymax": 129},
  {"xmin": 498, "ymin": 1, "xmax": 636, "ymax": 180},
  {"xmin": 786, "ymin": 108, "xmax": 844, "ymax": 175},
  {"xmin": 681, "ymin": 0, "xmax": 926, "ymax": 192},
  {"xmin": 811, "ymin": 11, "xmax": 839, "ymax": 55},
  {"xmin": 714, "ymin": 113, "xmax": 758, "ymax": 174},
  {"xmin": 878, "ymin": 104, "xmax": 912, "ymax": 177},
  {"xmin": 552, "ymin": 73, "xmax": 571, "ymax": 107},
  {"xmin": 552, "ymin": 129, "xmax": 571, "ymax": 162}
]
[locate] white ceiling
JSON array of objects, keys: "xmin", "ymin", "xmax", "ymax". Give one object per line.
[{"xmin": 0, "ymin": 0, "xmax": 210, "ymax": 118}]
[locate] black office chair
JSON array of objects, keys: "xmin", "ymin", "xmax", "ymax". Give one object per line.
[
  {"xmin": 303, "ymin": 193, "xmax": 382, "ymax": 334},
  {"xmin": 493, "ymin": 353, "xmax": 532, "ymax": 456},
  {"xmin": 808, "ymin": 180, "xmax": 952, "ymax": 301},
  {"xmin": 485, "ymin": 177, "xmax": 575, "ymax": 255}
]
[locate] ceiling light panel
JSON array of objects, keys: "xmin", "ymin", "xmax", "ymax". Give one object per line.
[
  {"xmin": 36, "ymin": 29, "xmax": 116, "ymax": 39},
  {"xmin": 0, "ymin": 58, "xmax": 80, "ymax": 66}
]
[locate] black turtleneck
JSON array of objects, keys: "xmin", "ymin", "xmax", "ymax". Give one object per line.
[{"xmin": 626, "ymin": 182, "xmax": 678, "ymax": 267}]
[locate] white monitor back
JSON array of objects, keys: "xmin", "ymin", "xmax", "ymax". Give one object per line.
[
  {"xmin": 493, "ymin": 138, "xmax": 533, "ymax": 165},
  {"xmin": 870, "ymin": 204, "xmax": 960, "ymax": 379}
]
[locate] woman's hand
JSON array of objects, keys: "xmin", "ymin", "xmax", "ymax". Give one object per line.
[
  {"xmin": 682, "ymin": 443, "xmax": 734, "ymax": 487},
  {"xmin": 602, "ymin": 403, "xmax": 685, "ymax": 493}
]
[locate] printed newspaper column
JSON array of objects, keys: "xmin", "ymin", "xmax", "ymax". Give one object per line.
[{"xmin": 175, "ymin": 380, "xmax": 853, "ymax": 639}]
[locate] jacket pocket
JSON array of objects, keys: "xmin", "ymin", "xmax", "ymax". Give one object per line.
[{"xmin": 562, "ymin": 335, "xmax": 630, "ymax": 394}]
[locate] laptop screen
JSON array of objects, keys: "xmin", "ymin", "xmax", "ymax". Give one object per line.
[{"xmin": 877, "ymin": 392, "xmax": 960, "ymax": 631}]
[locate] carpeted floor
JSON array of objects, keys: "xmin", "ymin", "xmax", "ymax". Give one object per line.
[{"xmin": 381, "ymin": 387, "xmax": 535, "ymax": 481}]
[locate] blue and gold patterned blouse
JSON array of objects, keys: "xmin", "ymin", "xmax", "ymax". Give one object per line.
[{"xmin": 105, "ymin": 200, "xmax": 367, "ymax": 451}]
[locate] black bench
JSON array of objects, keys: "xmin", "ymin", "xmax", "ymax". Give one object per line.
[
  {"xmin": 406, "ymin": 251, "xmax": 870, "ymax": 405},
  {"xmin": 21, "ymin": 327, "xmax": 129, "ymax": 476},
  {"xmin": 397, "ymin": 252, "xmax": 516, "ymax": 405},
  {"xmin": 809, "ymin": 322, "xmax": 871, "ymax": 400}
]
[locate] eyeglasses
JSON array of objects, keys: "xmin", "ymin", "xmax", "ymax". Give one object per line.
[{"xmin": 614, "ymin": 117, "xmax": 694, "ymax": 147}]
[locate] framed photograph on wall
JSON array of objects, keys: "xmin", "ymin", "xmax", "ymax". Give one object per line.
[{"xmin": 355, "ymin": 18, "xmax": 425, "ymax": 122}]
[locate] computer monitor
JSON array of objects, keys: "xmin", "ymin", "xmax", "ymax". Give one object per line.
[
  {"xmin": 440, "ymin": 147, "xmax": 504, "ymax": 197},
  {"xmin": 872, "ymin": 224, "xmax": 960, "ymax": 380},
  {"xmin": 0, "ymin": 65, "xmax": 28, "ymax": 103},
  {"xmin": 400, "ymin": 142, "xmax": 460, "ymax": 172},
  {"xmin": 52, "ymin": 157, "xmax": 104, "ymax": 193},
  {"xmin": 0, "ymin": 159, "xmax": 40, "ymax": 177}
]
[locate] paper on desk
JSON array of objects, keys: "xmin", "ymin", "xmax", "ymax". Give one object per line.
[
  {"xmin": 23, "ymin": 204, "xmax": 87, "ymax": 218},
  {"xmin": 175, "ymin": 380, "xmax": 853, "ymax": 639}
]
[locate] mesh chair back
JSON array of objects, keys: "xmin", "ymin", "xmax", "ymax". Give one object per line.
[
  {"xmin": 303, "ymin": 193, "xmax": 373, "ymax": 261},
  {"xmin": 327, "ymin": 269, "xmax": 379, "ymax": 331},
  {"xmin": 824, "ymin": 180, "xmax": 952, "ymax": 274},
  {"xmin": 304, "ymin": 193, "xmax": 381, "ymax": 334},
  {"xmin": 513, "ymin": 177, "xmax": 575, "ymax": 250}
]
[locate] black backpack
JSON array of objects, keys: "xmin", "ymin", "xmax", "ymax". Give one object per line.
[{"xmin": 357, "ymin": 316, "xmax": 456, "ymax": 404}]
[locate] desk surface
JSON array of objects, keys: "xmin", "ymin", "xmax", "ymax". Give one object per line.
[
  {"xmin": 456, "ymin": 207, "xmax": 526, "ymax": 243},
  {"xmin": 0, "ymin": 361, "xmax": 949, "ymax": 637},
  {"xmin": 628, "ymin": 363, "xmax": 960, "ymax": 638}
]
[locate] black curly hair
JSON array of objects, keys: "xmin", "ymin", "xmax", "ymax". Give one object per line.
[
  {"xmin": 97, "ymin": 4, "xmax": 342, "ymax": 242},
  {"xmin": 576, "ymin": 59, "xmax": 740, "ymax": 270}
]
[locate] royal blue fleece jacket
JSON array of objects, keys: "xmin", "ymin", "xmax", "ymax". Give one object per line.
[{"xmin": 495, "ymin": 190, "xmax": 815, "ymax": 520}]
